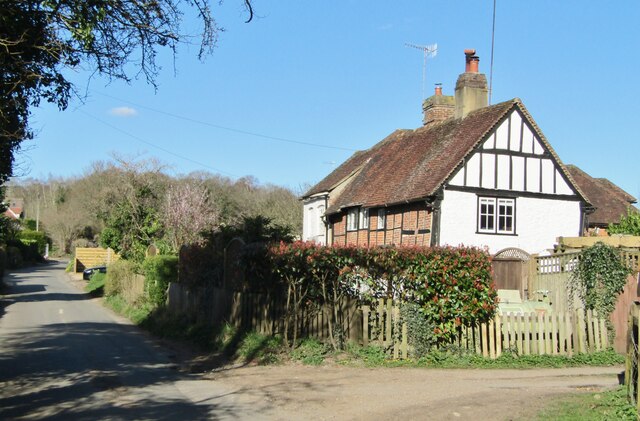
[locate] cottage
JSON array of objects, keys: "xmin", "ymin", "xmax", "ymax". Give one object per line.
[
  {"xmin": 565, "ymin": 164, "xmax": 637, "ymax": 236},
  {"xmin": 302, "ymin": 50, "xmax": 590, "ymax": 254},
  {"xmin": 3, "ymin": 198, "xmax": 24, "ymax": 220}
]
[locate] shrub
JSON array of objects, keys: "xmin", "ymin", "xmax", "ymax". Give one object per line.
[
  {"xmin": 143, "ymin": 255, "xmax": 178, "ymax": 307},
  {"xmin": 400, "ymin": 302, "xmax": 436, "ymax": 358},
  {"xmin": 6, "ymin": 246, "xmax": 23, "ymax": 269},
  {"xmin": 86, "ymin": 272, "xmax": 106, "ymax": 296},
  {"xmin": 65, "ymin": 258, "xmax": 74, "ymax": 272},
  {"xmin": 18, "ymin": 230, "xmax": 49, "ymax": 255},
  {"xmin": 0, "ymin": 246, "xmax": 6, "ymax": 278},
  {"xmin": 104, "ymin": 259, "xmax": 138, "ymax": 297},
  {"xmin": 264, "ymin": 242, "xmax": 497, "ymax": 345},
  {"xmin": 236, "ymin": 331, "xmax": 282, "ymax": 364},
  {"xmin": 290, "ymin": 339, "xmax": 329, "ymax": 365}
]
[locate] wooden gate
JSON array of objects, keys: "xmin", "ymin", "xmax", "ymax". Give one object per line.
[{"xmin": 492, "ymin": 248, "xmax": 530, "ymax": 300}]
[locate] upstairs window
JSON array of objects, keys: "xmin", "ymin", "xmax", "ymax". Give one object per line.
[{"xmin": 478, "ymin": 197, "xmax": 515, "ymax": 234}]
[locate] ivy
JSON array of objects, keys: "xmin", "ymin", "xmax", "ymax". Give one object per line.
[
  {"xmin": 608, "ymin": 209, "xmax": 640, "ymax": 236},
  {"xmin": 569, "ymin": 242, "xmax": 632, "ymax": 340}
]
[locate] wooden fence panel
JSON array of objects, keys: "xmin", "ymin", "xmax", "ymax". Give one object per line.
[{"xmin": 74, "ymin": 247, "xmax": 120, "ymax": 272}]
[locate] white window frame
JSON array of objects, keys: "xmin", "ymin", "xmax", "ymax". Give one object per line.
[
  {"xmin": 359, "ymin": 208, "xmax": 369, "ymax": 229},
  {"xmin": 377, "ymin": 209, "xmax": 386, "ymax": 230},
  {"xmin": 347, "ymin": 208, "xmax": 358, "ymax": 231},
  {"xmin": 478, "ymin": 197, "xmax": 515, "ymax": 234}
]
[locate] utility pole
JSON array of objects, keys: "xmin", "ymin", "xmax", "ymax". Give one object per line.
[
  {"xmin": 36, "ymin": 192, "xmax": 40, "ymax": 231},
  {"xmin": 405, "ymin": 43, "xmax": 438, "ymax": 101}
]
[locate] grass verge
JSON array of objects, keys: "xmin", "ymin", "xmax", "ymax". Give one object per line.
[
  {"xmin": 85, "ymin": 272, "xmax": 106, "ymax": 296},
  {"xmin": 338, "ymin": 346, "xmax": 624, "ymax": 369},
  {"xmin": 526, "ymin": 386, "xmax": 635, "ymax": 420}
]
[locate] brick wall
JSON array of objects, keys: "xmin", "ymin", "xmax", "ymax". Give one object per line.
[{"xmin": 329, "ymin": 203, "xmax": 432, "ymax": 247}]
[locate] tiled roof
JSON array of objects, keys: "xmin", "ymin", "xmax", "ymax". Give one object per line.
[
  {"xmin": 305, "ymin": 98, "xmax": 585, "ymax": 215},
  {"xmin": 565, "ymin": 165, "xmax": 637, "ymax": 226}
]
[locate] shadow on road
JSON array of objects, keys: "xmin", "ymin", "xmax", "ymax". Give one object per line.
[
  {"xmin": 0, "ymin": 322, "xmax": 243, "ymax": 420},
  {"xmin": 0, "ymin": 262, "xmax": 249, "ymax": 419}
]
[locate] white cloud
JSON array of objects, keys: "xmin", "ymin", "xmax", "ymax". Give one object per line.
[{"xmin": 109, "ymin": 106, "xmax": 138, "ymax": 117}]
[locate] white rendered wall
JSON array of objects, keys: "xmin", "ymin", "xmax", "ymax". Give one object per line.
[
  {"xmin": 302, "ymin": 196, "xmax": 327, "ymax": 245},
  {"xmin": 439, "ymin": 189, "xmax": 581, "ymax": 254}
]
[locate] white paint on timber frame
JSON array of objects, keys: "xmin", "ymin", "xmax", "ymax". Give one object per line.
[
  {"xmin": 439, "ymin": 189, "xmax": 582, "ymax": 254},
  {"xmin": 465, "ymin": 153, "xmax": 481, "ymax": 186},
  {"xmin": 302, "ymin": 195, "xmax": 327, "ymax": 245},
  {"xmin": 497, "ymin": 155, "xmax": 510, "ymax": 190},
  {"xmin": 556, "ymin": 169, "xmax": 573, "ymax": 195},
  {"xmin": 526, "ymin": 157, "xmax": 541, "ymax": 192},
  {"xmin": 481, "ymin": 153, "xmax": 495, "ymax": 188},
  {"xmin": 448, "ymin": 109, "xmax": 574, "ymax": 196},
  {"xmin": 512, "ymin": 156, "xmax": 525, "ymax": 191}
]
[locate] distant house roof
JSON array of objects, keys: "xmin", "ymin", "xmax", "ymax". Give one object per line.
[
  {"xmin": 565, "ymin": 165, "xmax": 637, "ymax": 227},
  {"xmin": 3, "ymin": 198, "xmax": 23, "ymax": 220},
  {"xmin": 305, "ymin": 98, "xmax": 587, "ymax": 215}
]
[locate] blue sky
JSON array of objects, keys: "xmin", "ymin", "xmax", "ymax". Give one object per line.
[{"xmin": 21, "ymin": 1, "xmax": 640, "ymax": 198}]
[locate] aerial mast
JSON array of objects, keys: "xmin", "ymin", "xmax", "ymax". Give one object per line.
[{"xmin": 405, "ymin": 42, "xmax": 438, "ymax": 101}]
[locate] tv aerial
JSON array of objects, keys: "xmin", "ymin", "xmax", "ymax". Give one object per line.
[{"xmin": 405, "ymin": 43, "xmax": 438, "ymax": 101}]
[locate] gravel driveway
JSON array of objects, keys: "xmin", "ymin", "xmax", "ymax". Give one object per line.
[{"xmin": 201, "ymin": 363, "xmax": 623, "ymax": 420}]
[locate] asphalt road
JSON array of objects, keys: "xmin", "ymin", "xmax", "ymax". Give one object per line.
[{"xmin": 0, "ymin": 262, "xmax": 262, "ymax": 421}]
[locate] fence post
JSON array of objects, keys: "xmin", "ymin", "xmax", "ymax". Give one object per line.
[
  {"xmin": 495, "ymin": 314, "xmax": 502, "ymax": 358},
  {"xmin": 586, "ymin": 309, "xmax": 595, "ymax": 352},
  {"xmin": 385, "ymin": 299, "xmax": 393, "ymax": 348},
  {"xmin": 528, "ymin": 254, "xmax": 538, "ymax": 301},
  {"xmin": 636, "ymin": 305, "xmax": 640, "ymax": 413},
  {"xmin": 402, "ymin": 322, "xmax": 408, "ymax": 359},
  {"xmin": 626, "ymin": 305, "xmax": 633, "ymax": 403},
  {"xmin": 393, "ymin": 306, "xmax": 400, "ymax": 359},
  {"xmin": 362, "ymin": 305, "xmax": 370, "ymax": 346}
]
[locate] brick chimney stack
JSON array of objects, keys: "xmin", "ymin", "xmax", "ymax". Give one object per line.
[
  {"xmin": 454, "ymin": 49, "xmax": 488, "ymax": 119},
  {"xmin": 423, "ymin": 83, "xmax": 454, "ymax": 126}
]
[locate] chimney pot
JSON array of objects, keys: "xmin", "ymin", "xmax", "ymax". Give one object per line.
[
  {"xmin": 435, "ymin": 83, "xmax": 442, "ymax": 96},
  {"xmin": 469, "ymin": 56, "xmax": 479, "ymax": 73},
  {"xmin": 464, "ymin": 49, "xmax": 476, "ymax": 72}
]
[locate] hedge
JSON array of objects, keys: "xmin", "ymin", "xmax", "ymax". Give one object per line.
[
  {"xmin": 18, "ymin": 230, "xmax": 49, "ymax": 256},
  {"xmin": 0, "ymin": 246, "xmax": 6, "ymax": 279},
  {"xmin": 258, "ymin": 242, "xmax": 498, "ymax": 344},
  {"xmin": 143, "ymin": 255, "xmax": 178, "ymax": 307}
]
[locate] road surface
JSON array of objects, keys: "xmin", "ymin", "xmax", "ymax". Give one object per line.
[{"xmin": 0, "ymin": 262, "xmax": 263, "ymax": 420}]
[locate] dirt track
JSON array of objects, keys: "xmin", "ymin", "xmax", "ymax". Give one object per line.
[
  {"xmin": 65, "ymin": 269, "xmax": 624, "ymax": 420},
  {"xmin": 202, "ymin": 363, "xmax": 623, "ymax": 420}
]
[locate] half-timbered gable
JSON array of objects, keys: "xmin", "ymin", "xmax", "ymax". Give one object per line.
[
  {"xmin": 301, "ymin": 49, "xmax": 591, "ymax": 253},
  {"xmin": 438, "ymin": 105, "xmax": 587, "ymax": 253}
]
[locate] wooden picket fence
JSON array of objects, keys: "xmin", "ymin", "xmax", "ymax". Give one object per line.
[
  {"xmin": 362, "ymin": 299, "xmax": 608, "ymax": 360},
  {"xmin": 362, "ymin": 299, "xmax": 409, "ymax": 359}
]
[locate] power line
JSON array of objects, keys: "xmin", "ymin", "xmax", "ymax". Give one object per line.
[
  {"xmin": 92, "ymin": 91, "xmax": 358, "ymax": 152},
  {"xmin": 78, "ymin": 109, "xmax": 238, "ymax": 177},
  {"xmin": 489, "ymin": 0, "xmax": 497, "ymax": 105}
]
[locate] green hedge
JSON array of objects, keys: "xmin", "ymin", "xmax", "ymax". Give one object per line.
[
  {"xmin": 18, "ymin": 230, "xmax": 49, "ymax": 256},
  {"xmin": 0, "ymin": 246, "xmax": 6, "ymax": 279},
  {"xmin": 260, "ymin": 242, "xmax": 497, "ymax": 344},
  {"xmin": 104, "ymin": 259, "xmax": 138, "ymax": 297},
  {"xmin": 143, "ymin": 255, "xmax": 178, "ymax": 307}
]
